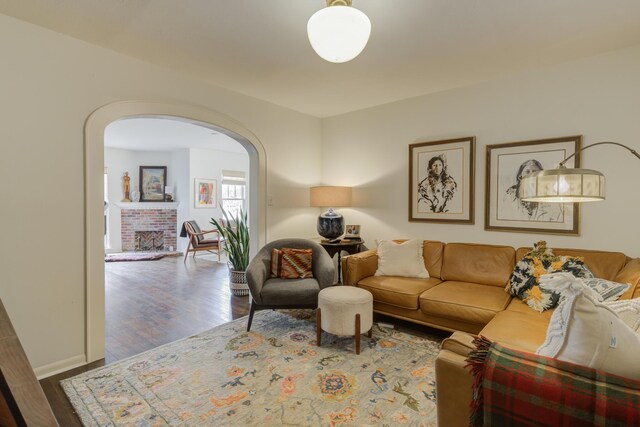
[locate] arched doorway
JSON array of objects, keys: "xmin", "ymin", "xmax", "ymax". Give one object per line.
[{"xmin": 85, "ymin": 101, "xmax": 267, "ymax": 362}]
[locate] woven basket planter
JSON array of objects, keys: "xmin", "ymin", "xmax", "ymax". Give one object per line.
[{"xmin": 229, "ymin": 269, "xmax": 249, "ymax": 296}]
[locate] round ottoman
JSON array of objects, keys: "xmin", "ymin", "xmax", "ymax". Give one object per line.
[{"xmin": 316, "ymin": 286, "xmax": 373, "ymax": 354}]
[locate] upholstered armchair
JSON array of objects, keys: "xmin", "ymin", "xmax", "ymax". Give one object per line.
[{"xmin": 245, "ymin": 238, "xmax": 335, "ymax": 331}]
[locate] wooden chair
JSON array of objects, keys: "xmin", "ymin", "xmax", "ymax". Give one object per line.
[{"xmin": 182, "ymin": 221, "xmax": 223, "ymax": 262}]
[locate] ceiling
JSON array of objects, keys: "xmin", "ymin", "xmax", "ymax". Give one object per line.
[
  {"xmin": 3, "ymin": 1, "xmax": 640, "ymax": 117},
  {"xmin": 105, "ymin": 118, "xmax": 247, "ymax": 153}
]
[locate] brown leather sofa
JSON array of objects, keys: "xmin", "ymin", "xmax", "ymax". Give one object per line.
[{"xmin": 342, "ymin": 241, "xmax": 640, "ymax": 427}]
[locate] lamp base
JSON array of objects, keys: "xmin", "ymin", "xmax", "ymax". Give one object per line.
[{"xmin": 317, "ymin": 208, "xmax": 345, "ymax": 241}]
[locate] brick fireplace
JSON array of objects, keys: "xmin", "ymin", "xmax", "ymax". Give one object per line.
[{"xmin": 120, "ymin": 204, "xmax": 178, "ymax": 252}]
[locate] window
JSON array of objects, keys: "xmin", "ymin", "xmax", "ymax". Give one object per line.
[{"xmin": 221, "ymin": 170, "xmax": 246, "ymax": 219}]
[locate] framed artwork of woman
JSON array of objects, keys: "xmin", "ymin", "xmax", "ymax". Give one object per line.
[
  {"xmin": 409, "ymin": 137, "xmax": 475, "ymax": 223},
  {"xmin": 485, "ymin": 135, "xmax": 581, "ymax": 235}
]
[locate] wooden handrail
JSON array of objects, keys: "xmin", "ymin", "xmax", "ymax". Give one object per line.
[{"xmin": 0, "ymin": 299, "xmax": 58, "ymax": 426}]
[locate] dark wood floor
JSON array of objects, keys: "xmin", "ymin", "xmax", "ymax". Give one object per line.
[
  {"xmin": 41, "ymin": 254, "xmax": 249, "ymax": 426},
  {"xmin": 40, "ymin": 254, "xmax": 449, "ymax": 426}
]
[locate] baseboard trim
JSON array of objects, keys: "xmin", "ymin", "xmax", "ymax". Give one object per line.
[{"xmin": 34, "ymin": 354, "xmax": 87, "ymax": 379}]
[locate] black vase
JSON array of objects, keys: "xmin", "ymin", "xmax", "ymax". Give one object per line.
[{"xmin": 317, "ymin": 208, "xmax": 345, "ymax": 241}]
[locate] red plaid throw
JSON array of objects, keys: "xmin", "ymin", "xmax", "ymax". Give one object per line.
[{"xmin": 466, "ymin": 337, "xmax": 640, "ymax": 427}]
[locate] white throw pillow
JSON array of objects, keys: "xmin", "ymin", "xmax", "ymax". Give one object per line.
[
  {"xmin": 375, "ymin": 239, "xmax": 429, "ymax": 278},
  {"xmin": 604, "ymin": 299, "xmax": 640, "ymax": 333},
  {"xmin": 582, "ymin": 277, "xmax": 629, "ymax": 302},
  {"xmin": 536, "ymin": 273, "xmax": 640, "ymax": 380}
]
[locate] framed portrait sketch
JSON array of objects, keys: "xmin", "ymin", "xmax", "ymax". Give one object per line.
[
  {"xmin": 409, "ymin": 137, "xmax": 475, "ymax": 223},
  {"xmin": 485, "ymin": 135, "xmax": 581, "ymax": 235},
  {"xmin": 139, "ymin": 166, "xmax": 167, "ymax": 202},
  {"xmin": 195, "ymin": 178, "xmax": 216, "ymax": 208}
]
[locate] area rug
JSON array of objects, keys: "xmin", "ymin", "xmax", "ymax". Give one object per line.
[
  {"xmin": 105, "ymin": 253, "xmax": 165, "ymax": 262},
  {"xmin": 62, "ymin": 310, "xmax": 442, "ymax": 426}
]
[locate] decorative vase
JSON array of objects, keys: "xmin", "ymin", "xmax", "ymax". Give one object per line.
[
  {"xmin": 317, "ymin": 208, "xmax": 345, "ymax": 241},
  {"xmin": 229, "ymin": 269, "xmax": 249, "ymax": 296}
]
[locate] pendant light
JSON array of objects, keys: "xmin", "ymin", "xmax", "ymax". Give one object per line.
[{"xmin": 307, "ymin": 0, "xmax": 371, "ymax": 63}]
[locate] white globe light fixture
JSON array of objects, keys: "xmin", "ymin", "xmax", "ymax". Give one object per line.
[{"xmin": 307, "ymin": 0, "xmax": 371, "ymax": 63}]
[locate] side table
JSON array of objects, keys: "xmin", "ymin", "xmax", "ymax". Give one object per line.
[{"xmin": 319, "ymin": 239, "xmax": 363, "ymax": 284}]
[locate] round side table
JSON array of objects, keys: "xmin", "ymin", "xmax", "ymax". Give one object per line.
[{"xmin": 319, "ymin": 239, "xmax": 363, "ymax": 284}]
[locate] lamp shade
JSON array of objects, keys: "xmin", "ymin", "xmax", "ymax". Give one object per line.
[
  {"xmin": 310, "ymin": 186, "xmax": 352, "ymax": 207},
  {"xmin": 307, "ymin": 4, "xmax": 371, "ymax": 63},
  {"xmin": 521, "ymin": 168, "xmax": 605, "ymax": 203}
]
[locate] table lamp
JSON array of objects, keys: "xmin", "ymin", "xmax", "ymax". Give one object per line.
[{"xmin": 310, "ymin": 186, "xmax": 352, "ymax": 242}]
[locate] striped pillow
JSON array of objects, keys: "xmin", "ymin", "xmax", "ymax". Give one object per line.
[{"xmin": 270, "ymin": 248, "xmax": 313, "ymax": 279}]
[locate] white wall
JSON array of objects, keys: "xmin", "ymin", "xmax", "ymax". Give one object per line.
[
  {"xmin": 0, "ymin": 14, "xmax": 321, "ymax": 375},
  {"xmin": 173, "ymin": 149, "xmax": 191, "ymax": 252},
  {"xmin": 185, "ymin": 148, "xmax": 250, "ymax": 252},
  {"xmin": 103, "ymin": 146, "xmax": 248, "ymax": 253},
  {"xmin": 322, "ymin": 45, "xmax": 640, "ymax": 258},
  {"xmin": 104, "ymin": 148, "xmax": 174, "ymax": 251}
]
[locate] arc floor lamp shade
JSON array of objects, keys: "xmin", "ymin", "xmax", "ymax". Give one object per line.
[
  {"xmin": 310, "ymin": 186, "xmax": 352, "ymax": 240},
  {"xmin": 521, "ymin": 142, "xmax": 639, "ymax": 203},
  {"xmin": 521, "ymin": 167, "xmax": 605, "ymax": 203}
]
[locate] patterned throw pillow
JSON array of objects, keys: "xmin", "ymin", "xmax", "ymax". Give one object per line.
[
  {"xmin": 506, "ymin": 241, "xmax": 594, "ymax": 312},
  {"xmin": 270, "ymin": 248, "xmax": 313, "ymax": 279},
  {"xmin": 583, "ymin": 278, "xmax": 630, "ymax": 302}
]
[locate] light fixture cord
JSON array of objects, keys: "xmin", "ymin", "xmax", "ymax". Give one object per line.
[{"xmin": 559, "ymin": 141, "xmax": 640, "ymax": 167}]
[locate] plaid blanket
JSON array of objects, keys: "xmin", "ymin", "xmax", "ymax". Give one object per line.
[{"xmin": 466, "ymin": 337, "xmax": 640, "ymax": 427}]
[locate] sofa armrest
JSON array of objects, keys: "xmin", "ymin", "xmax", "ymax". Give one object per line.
[
  {"xmin": 342, "ymin": 249, "xmax": 378, "ymax": 286},
  {"xmin": 435, "ymin": 331, "xmax": 475, "ymax": 427},
  {"xmin": 615, "ymin": 258, "xmax": 640, "ymax": 299}
]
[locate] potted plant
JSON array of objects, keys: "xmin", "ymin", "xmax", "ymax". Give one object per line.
[{"xmin": 210, "ymin": 209, "xmax": 251, "ymax": 296}]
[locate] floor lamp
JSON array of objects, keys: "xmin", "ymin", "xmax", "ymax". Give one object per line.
[{"xmin": 521, "ymin": 142, "xmax": 640, "ymax": 203}]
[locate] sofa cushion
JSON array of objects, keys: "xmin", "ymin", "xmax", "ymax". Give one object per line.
[
  {"xmin": 615, "ymin": 258, "xmax": 640, "ymax": 300},
  {"xmin": 423, "ymin": 240, "xmax": 445, "ymax": 279},
  {"xmin": 480, "ymin": 310, "xmax": 550, "ymax": 353},
  {"xmin": 260, "ymin": 278, "xmax": 319, "ymax": 305},
  {"xmin": 516, "ymin": 247, "xmax": 627, "ymax": 280},
  {"xmin": 419, "ymin": 281, "xmax": 512, "ymax": 325},
  {"xmin": 440, "ymin": 243, "xmax": 515, "ymax": 287},
  {"xmin": 505, "ymin": 298, "xmax": 554, "ymax": 318},
  {"xmin": 358, "ymin": 276, "xmax": 441, "ymax": 310}
]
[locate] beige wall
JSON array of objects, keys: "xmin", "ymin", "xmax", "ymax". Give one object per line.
[
  {"xmin": 0, "ymin": 15, "xmax": 321, "ymax": 374},
  {"xmin": 322, "ymin": 45, "xmax": 640, "ymax": 258}
]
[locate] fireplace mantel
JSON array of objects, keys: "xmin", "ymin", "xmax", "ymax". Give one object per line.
[{"xmin": 115, "ymin": 202, "xmax": 179, "ymax": 210}]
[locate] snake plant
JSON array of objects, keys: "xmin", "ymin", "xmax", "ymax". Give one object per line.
[{"xmin": 210, "ymin": 208, "xmax": 250, "ymax": 271}]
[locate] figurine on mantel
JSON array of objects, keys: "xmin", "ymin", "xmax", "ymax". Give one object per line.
[{"xmin": 122, "ymin": 172, "xmax": 131, "ymax": 202}]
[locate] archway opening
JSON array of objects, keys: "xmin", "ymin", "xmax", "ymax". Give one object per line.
[{"xmin": 85, "ymin": 102, "xmax": 267, "ymax": 362}]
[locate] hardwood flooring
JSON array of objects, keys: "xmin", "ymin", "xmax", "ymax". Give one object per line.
[
  {"xmin": 41, "ymin": 254, "xmax": 248, "ymax": 426},
  {"xmin": 40, "ymin": 254, "xmax": 449, "ymax": 425}
]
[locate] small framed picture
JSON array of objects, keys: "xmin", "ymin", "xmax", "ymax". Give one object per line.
[
  {"xmin": 345, "ymin": 224, "xmax": 361, "ymax": 239},
  {"xmin": 195, "ymin": 178, "xmax": 216, "ymax": 208},
  {"xmin": 139, "ymin": 166, "xmax": 167, "ymax": 202}
]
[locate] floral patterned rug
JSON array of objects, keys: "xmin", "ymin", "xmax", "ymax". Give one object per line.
[{"xmin": 62, "ymin": 310, "xmax": 442, "ymax": 426}]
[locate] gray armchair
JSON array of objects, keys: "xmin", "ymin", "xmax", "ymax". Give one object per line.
[{"xmin": 245, "ymin": 238, "xmax": 335, "ymax": 331}]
